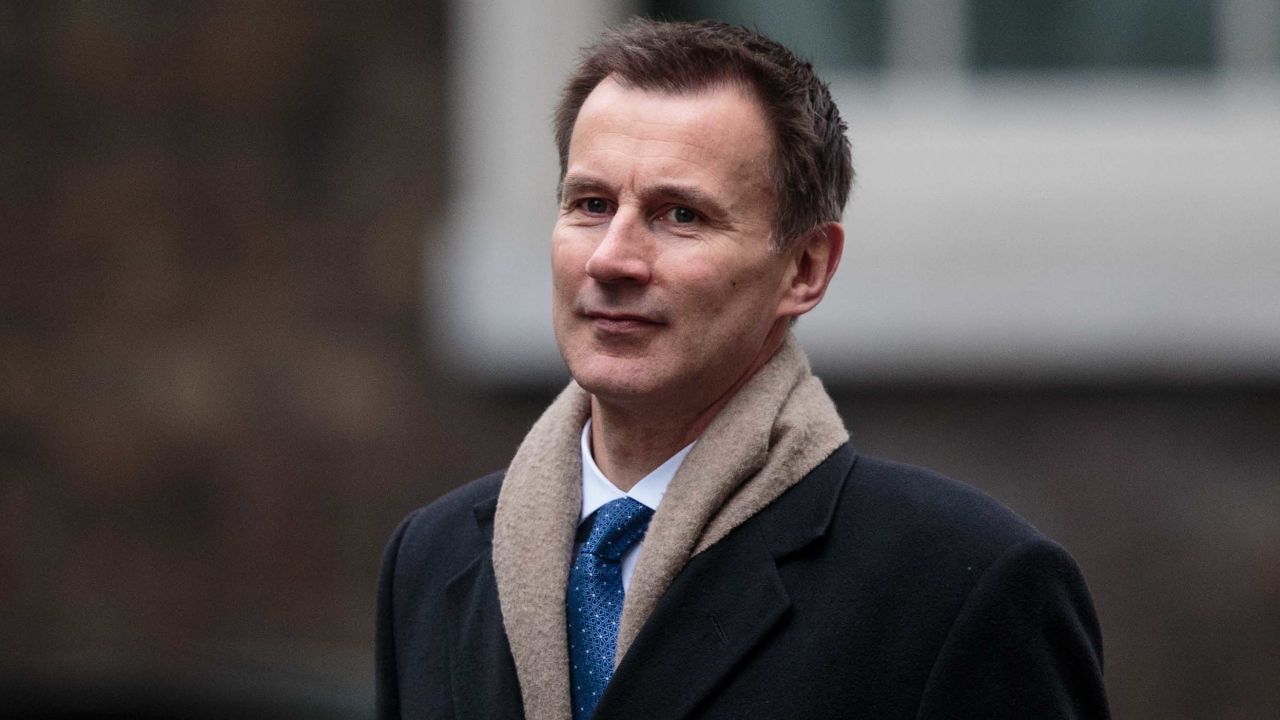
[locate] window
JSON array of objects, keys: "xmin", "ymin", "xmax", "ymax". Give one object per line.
[
  {"xmin": 970, "ymin": 0, "xmax": 1215, "ymax": 70},
  {"xmin": 649, "ymin": 0, "xmax": 887, "ymax": 70}
]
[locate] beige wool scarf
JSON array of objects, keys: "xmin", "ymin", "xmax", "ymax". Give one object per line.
[{"xmin": 491, "ymin": 335, "xmax": 849, "ymax": 720}]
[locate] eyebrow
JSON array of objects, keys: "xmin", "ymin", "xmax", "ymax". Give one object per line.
[
  {"xmin": 558, "ymin": 175, "xmax": 612, "ymax": 203},
  {"xmin": 648, "ymin": 183, "xmax": 727, "ymax": 220},
  {"xmin": 559, "ymin": 174, "xmax": 730, "ymax": 222}
]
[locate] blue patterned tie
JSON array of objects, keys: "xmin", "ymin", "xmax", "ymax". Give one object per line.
[{"xmin": 567, "ymin": 497, "xmax": 655, "ymax": 720}]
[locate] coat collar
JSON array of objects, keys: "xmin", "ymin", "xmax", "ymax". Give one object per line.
[{"xmin": 443, "ymin": 514, "xmax": 523, "ymax": 720}]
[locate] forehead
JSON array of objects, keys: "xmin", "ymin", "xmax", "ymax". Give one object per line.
[{"xmin": 566, "ymin": 77, "xmax": 774, "ymax": 196}]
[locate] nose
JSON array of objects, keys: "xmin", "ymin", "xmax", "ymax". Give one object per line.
[{"xmin": 585, "ymin": 208, "xmax": 652, "ymax": 285}]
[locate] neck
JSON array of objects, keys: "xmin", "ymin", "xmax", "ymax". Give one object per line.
[
  {"xmin": 588, "ymin": 400, "xmax": 701, "ymax": 491},
  {"xmin": 588, "ymin": 323, "xmax": 789, "ymax": 490}
]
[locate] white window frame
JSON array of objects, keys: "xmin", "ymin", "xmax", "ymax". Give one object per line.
[{"xmin": 431, "ymin": 0, "xmax": 1280, "ymax": 382}]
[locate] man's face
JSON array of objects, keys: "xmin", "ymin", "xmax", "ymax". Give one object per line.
[{"xmin": 552, "ymin": 77, "xmax": 795, "ymax": 411}]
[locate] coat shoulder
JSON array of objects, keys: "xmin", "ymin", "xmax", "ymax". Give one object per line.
[
  {"xmin": 392, "ymin": 470, "xmax": 506, "ymax": 563},
  {"xmin": 840, "ymin": 454, "xmax": 1047, "ymax": 560},
  {"xmin": 376, "ymin": 470, "xmax": 513, "ymax": 719}
]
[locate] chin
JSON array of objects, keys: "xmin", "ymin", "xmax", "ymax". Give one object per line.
[{"xmin": 565, "ymin": 352, "xmax": 666, "ymax": 402}]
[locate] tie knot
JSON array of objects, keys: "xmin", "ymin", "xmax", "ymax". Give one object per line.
[{"xmin": 582, "ymin": 497, "xmax": 654, "ymax": 561}]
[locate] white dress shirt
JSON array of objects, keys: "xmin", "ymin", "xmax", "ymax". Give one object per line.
[{"xmin": 578, "ymin": 418, "xmax": 695, "ymax": 591}]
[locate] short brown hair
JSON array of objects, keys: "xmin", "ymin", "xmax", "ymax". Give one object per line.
[{"xmin": 554, "ymin": 18, "xmax": 853, "ymax": 250}]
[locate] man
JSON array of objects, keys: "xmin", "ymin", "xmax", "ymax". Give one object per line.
[{"xmin": 377, "ymin": 19, "xmax": 1109, "ymax": 720}]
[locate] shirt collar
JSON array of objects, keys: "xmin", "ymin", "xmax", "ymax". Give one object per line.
[{"xmin": 579, "ymin": 417, "xmax": 695, "ymax": 524}]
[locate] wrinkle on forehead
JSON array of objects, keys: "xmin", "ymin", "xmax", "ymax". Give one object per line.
[{"xmin": 565, "ymin": 78, "xmax": 776, "ymax": 210}]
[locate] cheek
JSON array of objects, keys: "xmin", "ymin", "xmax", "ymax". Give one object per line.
[
  {"xmin": 551, "ymin": 237, "xmax": 585, "ymax": 291},
  {"xmin": 669, "ymin": 263, "xmax": 727, "ymax": 300},
  {"xmin": 709, "ymin": 268, "xmax": 786, "ymax": 330},
  {"xmin": 704, "ymin": 263, "xmax": 772, "ymax": 307}
]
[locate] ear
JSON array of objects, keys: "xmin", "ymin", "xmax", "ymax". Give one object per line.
[{"xmin": 776, "ymin": 221, "xmax": 844, "ymax": 320}]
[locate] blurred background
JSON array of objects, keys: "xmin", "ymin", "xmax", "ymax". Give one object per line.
[{"xmin": 1, "ymin": 1, "xmax": 1277, "ymax": 718}]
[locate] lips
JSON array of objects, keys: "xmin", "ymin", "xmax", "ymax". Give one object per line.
[
  {"xmin": 587, "ymin": 311, "xmax": 659, "ymax": 323},
  {"xmin": 583, "ymin": 309, "xmax": 665, "ymax": 333}
]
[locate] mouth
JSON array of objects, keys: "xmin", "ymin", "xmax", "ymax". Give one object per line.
[{"xmin": 583, "ymin": 309, "xmax": 665, "ymax": 333}]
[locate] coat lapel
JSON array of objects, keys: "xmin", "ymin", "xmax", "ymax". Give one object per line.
[
  {"xmin": 595, "ymin": 444, "xmax": 857, "ymax": 720},
  {"xmin": 444, "ymin": 496, "xmax": 525, "ymax": 720},
  {"xmin": 594, "ymin": 521, "xmax": 789, "ymax": 720}
]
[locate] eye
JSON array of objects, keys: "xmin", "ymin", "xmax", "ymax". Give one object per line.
[
  {"xmin": 577, "ymin": 197, "xmax": 612, "ymax": 215},
  {"xmin": 663, "ymin": 206, "xmax": 698, "ymax": 224}
]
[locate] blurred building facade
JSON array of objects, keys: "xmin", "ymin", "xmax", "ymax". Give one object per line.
[{"xmin": 2, "ymin": 1, "xmax": 1278, "ymax": 718}]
